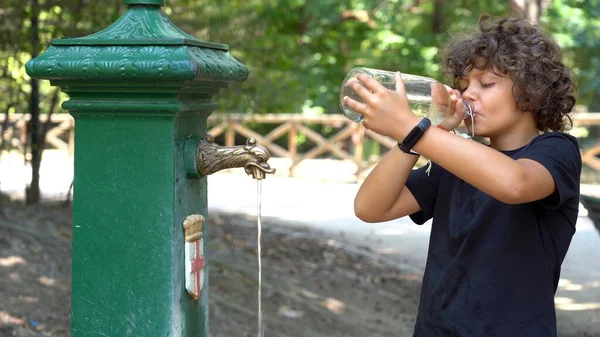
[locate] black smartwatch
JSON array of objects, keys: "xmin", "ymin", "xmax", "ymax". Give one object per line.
[{"xmin": 398, "ymin": 118, "xmax": 432, "ymax": 155}]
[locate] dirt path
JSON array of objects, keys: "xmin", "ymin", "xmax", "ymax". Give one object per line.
[
  {"xmin": 1, "ymin": 199, "xmax": 598, "ymax": 336},
  {"xmin": 209, "ymin": 213, "xmax": 421, "ymax": 337},
  {"xmin": 0, "ymin": 200, "xmax": 421, "ymax": 336}
]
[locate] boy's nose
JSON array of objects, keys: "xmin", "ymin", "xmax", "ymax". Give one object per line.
[{"xmin": 461, "ymin": 88, "xmax": 477, "ymax": 102}]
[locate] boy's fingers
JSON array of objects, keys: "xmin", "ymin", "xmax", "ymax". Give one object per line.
[
  {"xmin": 343, "ymin": 96, "xmax": 368, "ymax": 116},
  {"xmin": 455, "ymin": 99, "xmax": 467, "ymax": 119},
  {"xmin": 451, "ymin": 90, "xmax": 465, "ymax": 117},
  {"xmin": 395, "ymin": 72, "xmax": 406, "ymax": 94},
  {"xmin": 444, "ymin": 84, "xmax": 454, "ymax": 96},
  {"xmin": 349, "ymin": 80, "xmax": 375, "ymax": 103},
  {"xmin": 357, "ymin": 74, "xmax": 387, "ymax": 95},
  {"xmin": 454, "ymin": 89, "xmax": 462, "ymax": 99},
  {"xmin": 443, "ymin": 86, "xmax": 460, "ymax": 103}
]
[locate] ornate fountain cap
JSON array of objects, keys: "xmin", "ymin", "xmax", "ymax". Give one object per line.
[
  {"xmin": 124, "ymin": 0, "xmax": 165, "ymax": 5},
  {"xmin": 25, "ymin": 0, "xmax": 248, "ymax": 116}
]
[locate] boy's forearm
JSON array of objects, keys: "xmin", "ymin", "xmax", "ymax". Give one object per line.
[
  {"xmin": 354, "ymin": 147, "xmax": 419, "ymax": 217},
  {"xmin": 411, "ymin": 127, "xmax": 528, "ymax": 203}
]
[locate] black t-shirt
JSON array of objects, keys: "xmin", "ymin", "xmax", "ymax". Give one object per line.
[{"xmin": 405, "ymin": 132, "xmax": 582, "ymax": 337}]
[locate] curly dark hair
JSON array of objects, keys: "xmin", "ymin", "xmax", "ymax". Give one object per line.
[{"xmin": 439, "ymin": 15, "xmax": 578, "ymax": 132}]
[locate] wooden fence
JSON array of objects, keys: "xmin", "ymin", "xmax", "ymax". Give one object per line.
[{"xmin": 3, "ymin": 112, "xmax": 600, "ymax": 180}]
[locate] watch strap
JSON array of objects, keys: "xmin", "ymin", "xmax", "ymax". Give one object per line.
[{"xmin": 398, "ymin": 118, "xmax": 432, "ymax": 154}]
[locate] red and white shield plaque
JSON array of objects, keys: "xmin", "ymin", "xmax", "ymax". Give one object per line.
[{"xmin": 183, "ymin": 214, "xmax": 205, "ymax": 299}]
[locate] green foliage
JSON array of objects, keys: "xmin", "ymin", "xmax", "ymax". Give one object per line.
[
  {"xmin": 542, "ymin": 0, "xmax": 600, "ymax": 110},
  {"xmin": 0, "ymin": 0, "xmax": 598, "ymax": 118},
  {"xmin": 0, "ymin": 0, "xmax": 124, "ymax": 118},
  {"xmin": 195, "ymin": 0, "xmax": 511, "ymax": 114}
]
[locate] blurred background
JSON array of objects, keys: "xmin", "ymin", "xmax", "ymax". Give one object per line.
[{"xmin": 1, "ymin": 0, "xmax": 599, "ymax": 336}]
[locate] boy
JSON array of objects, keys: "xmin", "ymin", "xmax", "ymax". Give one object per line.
[{"xmin": 344, "ymin": 15, "xmax": 581, "ymax": 336}]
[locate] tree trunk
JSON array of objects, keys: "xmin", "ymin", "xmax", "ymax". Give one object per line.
[
  {"xmin": 26, "ymin": 0, "xmax": 41, "ymax": 205},
  {"xmin": 0, "ymin": 104, "xmax": 13, "ymax": 153},
  {"xmin": 432, "ymin": 0, "xmax": 443, "ymax": 34},
  {"xmin": 510, "ymin": 0, "xmax": 550, "ymax": 23}
]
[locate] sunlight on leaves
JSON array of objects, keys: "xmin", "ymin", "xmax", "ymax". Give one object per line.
[
  {"xmin": 301, "ymin": 101, "xmax": 325, "ymax": 118},
  {"xmin": 376, "ymin": 30, "xmax": 406, "ymax": 49},
  {"xmin": 568, "ymin": 126, "xmax": 590, "ymax": 138}
]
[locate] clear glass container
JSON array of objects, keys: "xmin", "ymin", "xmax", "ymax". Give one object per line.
[{"xmin": 340, "ymin": 67, "xmax": 472, "ymax": 126}]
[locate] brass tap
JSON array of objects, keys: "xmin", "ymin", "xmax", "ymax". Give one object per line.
[{"xmin": 196, "ymin": 134, "xmax": 276, "ymax": 180}]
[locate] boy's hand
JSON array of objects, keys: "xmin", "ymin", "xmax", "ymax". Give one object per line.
[
  {"xmin": 438, "ymin": 86, "xmax": 468, "ymax": 131},
  {"xmin": 342, "ymin": 72, "xmax": 419, "ymax": 141}
]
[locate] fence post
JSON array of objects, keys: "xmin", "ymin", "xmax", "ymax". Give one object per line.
[{"xmin": 25, "ymin": 1, "xmax": 248, "ymax": 335}]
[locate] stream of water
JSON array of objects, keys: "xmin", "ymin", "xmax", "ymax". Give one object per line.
[{"xmin": 257, "ymin": 180, "xmax": 263, "ymax": 337}]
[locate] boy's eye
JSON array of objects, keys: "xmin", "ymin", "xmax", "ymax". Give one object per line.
[{"xmin": 481, "ymin": 82, "xmax": 495, "ymax": 88}]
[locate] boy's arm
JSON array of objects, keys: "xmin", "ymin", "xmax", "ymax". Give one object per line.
[
  {"xmin": 409, "ymin": 124, "xmax": 555, "ymax": 204},
  {"xmin": 344, "ymin": 73, "xmax": 571, "ymax": 206},
  {"xmin": 354, "ymin": 147, "xmax": 421, "ymax": 223}
]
